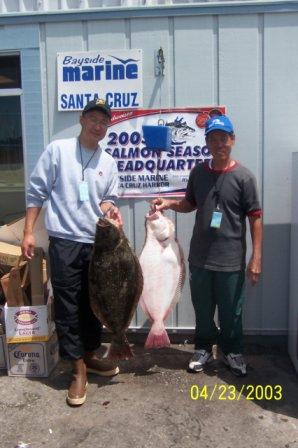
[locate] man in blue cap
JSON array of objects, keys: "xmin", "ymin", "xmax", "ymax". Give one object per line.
[{"xmin": 151, "ymin": 114, "xmax": 262, "ymax": 376}]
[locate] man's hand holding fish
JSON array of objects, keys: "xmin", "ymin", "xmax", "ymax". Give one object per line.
[
  {"xmin": 151, "ymin": 197, "xmax": 196, "ymax": 213},
  {"xmin": 101, "ymin": 202, "xmax": 123, "ymax": 229}
]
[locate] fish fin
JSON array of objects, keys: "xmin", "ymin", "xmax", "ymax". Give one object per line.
[
  {"xmin": 107, "ymin": 336, "xmax": 134, "ymax": 360},
  {"xmin": 163, "ymin": 242, "xmax": 186, "ymax": 322},
  {"xmin": 176, "ymin": 239, "xmax": 186, "ymax": 293},
  {"xmin": 145, "ymin": 322, "xmax": 171, "ymax": 349},
  {"xmin": 167, "ymin": 241, "xmax": 186, "ymax": 319},
  {"xmin": 139, "ymin": 295, "xmax": 154, "ymax": 321}
]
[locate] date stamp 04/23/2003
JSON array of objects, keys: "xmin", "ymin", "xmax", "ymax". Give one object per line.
[{"xmin": 189, "ymin": 384, "xmax": 283, "ymax": 401}]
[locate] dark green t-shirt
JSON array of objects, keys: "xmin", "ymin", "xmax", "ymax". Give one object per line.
[{"xmin": 185, "ymin": 161, "xmax": 261, "ymax": 271}]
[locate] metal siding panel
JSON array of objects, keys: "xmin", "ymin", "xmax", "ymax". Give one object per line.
[
  {"xmin": 44, "ymin": 22, "xmax": 85, "ymax": 141},
  {"xmin": 87, "ymin": 19, "xmax": 128, "ymax": 49},
  {"xmin": 289, "ymin": 152, "xmax": 298, "ymax": 369},
  {"xmin": 21, "ymin": 48, "xmax": 44, "ymax": 185},
  {"xmin": 0, "ymin": 24, "xmax": 39, "ymax": 49},
  {"xmin": 174, "ymin": 15, "xmax": 218, "ymax": 106},
  {"xmin": 261, "ymin": 12, "xmax": 298, "ymax": 333},
  {"xmin": 133, "ymin": 199, "xmax": 151, "ymax": 328},
  {"xmin": 40, "ymin": 23, "xmax": 50, "ymax": 146},
  {"xmin": 218, "ymin": 14, "xmax": 264, "ymax": 332},
  {"xmin": 175, "ymin": 210, "xmax": 196, "ymax": 328},
  {"xmin": 261, "ymin": 225, "xmax": 290, "ymax": 333},
  {"xmin": 218, "ymin": 14, "xmax": 262, "ymax": 179},
  {"xmin": 263, "ymin": 12, "xmax": 298, "ymax": 225},
  {"xmin": 130, "ymin": 17, "xmax": 171, "ymax": 108}
]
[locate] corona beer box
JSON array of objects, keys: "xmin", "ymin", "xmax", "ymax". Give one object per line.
[
  {"xmin": 6, "ymin": 331, "xmax": 59, "ymax": 377},
  {"xmin": 4, "ymin": 296, "xmax": 54, "ymax": 343}
]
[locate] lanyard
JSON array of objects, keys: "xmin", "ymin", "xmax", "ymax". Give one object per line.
[
  {"xmin": 78, "ymin": 139, "xmax": 99, "ymax": 181},
  {"xmin": 209, "ymin": 159, "xmax": 229, "ymax": 209}
]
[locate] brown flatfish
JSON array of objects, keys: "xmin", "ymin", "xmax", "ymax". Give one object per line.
[{"xmin": 89, "ymin": 218, "xmax": 143, "ymax": 359}]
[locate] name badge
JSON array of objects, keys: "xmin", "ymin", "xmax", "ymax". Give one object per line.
[
  {"xmin": 79, "ymin": 181, "xmax": 89, "ymax": 202},
  {"xmin": 210, "ymin": 210, "xmax": 223, "ymax": 229}
]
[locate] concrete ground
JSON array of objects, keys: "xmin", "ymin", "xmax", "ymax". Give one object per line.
[{"xmin": 0, "ymin": 338, "xmax": 297, "ymax": 448}]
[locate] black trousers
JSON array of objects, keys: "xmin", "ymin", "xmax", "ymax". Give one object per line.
[{"xmin": 49, "ymin": 237, "xmax": 102, "ymax": 360}]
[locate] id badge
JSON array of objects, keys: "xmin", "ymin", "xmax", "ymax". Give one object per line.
[
  {"xmin": 210, "ymin": 210, "xmax": 223, "ymax": 229},
  {"xmin": 79, "ymin": 181, "xmax": 89, "ymax": 202}
]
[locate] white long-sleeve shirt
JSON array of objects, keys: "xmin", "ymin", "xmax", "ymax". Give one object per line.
[{"xmin": 27, "ymin": 137, "xmax": 118, "ymax": 243}]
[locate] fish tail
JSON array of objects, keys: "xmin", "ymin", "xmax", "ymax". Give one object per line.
[
  {"xmin": 145, "ymin": 322, "xmax": 171, "ymax": 349},
  {"xmin": 107, "ymin": 335, "xmax": 134, "ymax": 360}
]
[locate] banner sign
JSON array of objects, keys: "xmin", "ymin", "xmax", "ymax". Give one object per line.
[
  {"xmin": 57, "ymin": 49, "xmax": 143, "ymax": 111},
  {"xmin": 102, "ymin": 107, "xmax": 226, "ymax": 198}
]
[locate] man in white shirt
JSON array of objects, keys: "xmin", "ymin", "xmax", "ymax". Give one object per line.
[{"xmin": 22, "ymin": 99, "xmax": 122, "ymax": 406}]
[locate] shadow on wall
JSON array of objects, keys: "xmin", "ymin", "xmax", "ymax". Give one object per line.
[{"xmin": 245, "ymin": 222, "xmax": 291, "ymax": 335}]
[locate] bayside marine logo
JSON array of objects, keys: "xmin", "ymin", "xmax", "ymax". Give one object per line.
[
  {"xmin": 14, "ymin": 310, "xmax": 38, "ymax": 326},
  {"xmin": 58, "ymin": 50, "xmax": 143, "ymax": 110},
  {"xmin": 62, "ymin": 54, "xmax": 139, "ymax": 82}
]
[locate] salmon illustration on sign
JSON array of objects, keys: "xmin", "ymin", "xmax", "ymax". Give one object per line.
[
  {"xmin": 139, "ymin": 211, "xmax": 185, "ymax": 348},
  {"xmin": 89, "ymin": 218, "xmax": 143, "ymax": 359}
]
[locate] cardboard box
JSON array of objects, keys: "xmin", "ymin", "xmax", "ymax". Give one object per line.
[
  {"xmin": 29, "ymin": 248, "xmax": 44, "ymax": 306},
  {"xmin": 6, "ymin": 331, "xmax": 59, "ymax": 377},
  {"xmin": 0, "ymin": 334, "xmax": 7, "ymax": 369},
  {"xmin": 2, "ymin": 250, "xmax": 49, "ymax": 307},
  {"xmin": 1, "ymin": 264, "xmax": 30, "ymax": 307},
  {"xmin": 0, "ymin": 242, "xmax": 22, "ymax": 267},
  {"xmin": 4, "ymin": 296, "xmax": 55, "ymax": 343},
  {"xmin": 0, "ymin": 209, "xmax": 49, "ymax": 253},
  {"xmin": 1, "ymin": 247, "xmax": 49, "ymax": 307}
]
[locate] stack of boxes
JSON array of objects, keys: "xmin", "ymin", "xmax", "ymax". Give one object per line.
[{"xmin": 0, "ymin": 242, "xmax": 59, "ymax": 377}]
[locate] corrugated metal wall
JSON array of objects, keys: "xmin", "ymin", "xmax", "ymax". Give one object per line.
[
  {"xmin": 289, "ymin": 152, "xmax": 298, "ymax": 370},
  {"xmin": 2, "ymin": 3, "xmax": 297, "ymax": 334}
]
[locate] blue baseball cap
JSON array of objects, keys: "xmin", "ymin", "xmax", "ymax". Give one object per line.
[{"xmin": 205, "ymin": 115, "xmax": 234, "ymax": 135}]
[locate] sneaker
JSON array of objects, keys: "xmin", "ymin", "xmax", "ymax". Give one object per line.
[
  {"xmin": 188, "ymin": 349, "xmax": 213, "ymax": 372},
  {"xmin": 223, "ymin": 353, "xmax": 247, "ymax": 376}
]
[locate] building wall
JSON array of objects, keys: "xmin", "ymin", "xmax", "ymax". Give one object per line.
[
  {"xmin": 289, "ymin": 152, "xmax": 298, "ymax": 371},
  {"xmin": 1, "ymin": 3, "xmax": 298, "ymax": 333}
]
